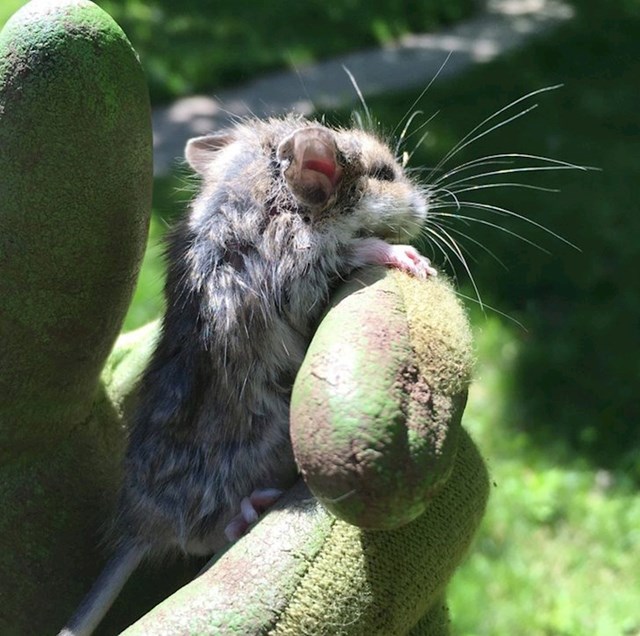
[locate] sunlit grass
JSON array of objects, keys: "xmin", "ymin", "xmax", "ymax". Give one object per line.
[
  {"xmin": 121, "ymin": 175, "xmax": 190, "ymax": 332},
  {"xmin": 0, "ymin": 0, "xmax": 24, "ymax": 26},
  {"xmin": 449, "ymin": 316, "xmax": 640, "ymax": 635},
  {"xmin": 122, "ymin": 214, "xmax": 165, "ymax": 332}
]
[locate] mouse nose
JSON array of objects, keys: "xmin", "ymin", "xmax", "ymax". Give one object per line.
[{"xmin": 277, "ymin": 127, "xmax": 343, "ymax": 209}]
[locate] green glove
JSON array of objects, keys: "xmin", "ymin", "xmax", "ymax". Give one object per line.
[
  {"xmin": 0, "ymin": 1, "xmax": 489, "ymax": 634},
  {"xmin": 0, "ymin": 1, "xmax": 153, "ymax": 634},
  {"xmin": 119, "ymin": 270, "xmax": 489, "ymax": 636}
]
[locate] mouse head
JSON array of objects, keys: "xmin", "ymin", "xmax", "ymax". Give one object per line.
[
  {"xmin": 185, "ymin": 118, "xmax": 428, "ymax": 244},
  {"xmin": 337, "ymin": 127, "xmax": 428, "ymax": 243},
  {"xmin": 275, "ymin": 122, "xmax": 428, "ymax": 243}
]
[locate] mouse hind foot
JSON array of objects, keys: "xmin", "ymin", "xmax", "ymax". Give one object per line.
[{"xmin": 224, "ymin": 488, "xmax": 283, "ymax": 542}]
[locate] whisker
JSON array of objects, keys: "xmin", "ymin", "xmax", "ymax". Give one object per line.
[
  {"xmin": 392, "ymin": 51, "xmax": 452, "ymax": 139},
  {"xmin": 431, "ymin": 219, "xmax": 509, "ymax": 270},
  {"xmin": 425, "ymin": 224, "xmax": 485, "ymax": 312},
  {"xmin": 405, "ymin": 129, "xmax": 433, "ymax": 166},
  {"xmin": 448, "ymin": 199, "xmax": 579, "ymax": 250},
  {"xmin": 430, "ymin": 187, "xmax": 462, "ymax": 210},
  {"xmin": 421, "ymin": 225, "xmax": 460, "ymax": 278},
  {"xmin": 428, "ymin": 84, "xmax": 564, "ymax": 179},
  {"xmin": 405, "ymin": 164, "xmax": 448, "ymax": 176},
  {"xmin": 290, "ymin": 58, "xmax": 317, "ymax": 115},
  {"xmin": 401, "ymin": 110, "xmax": 441, "ymax": 149},
  {"xmin": 428, "ymin": 209, "xmax": 551, "ymax": 253},
  {"xmin": 439, "ymin": 164, "xmax": 587, "ymax": 190},
  {"xmin": 395, "ymin": 109, "xmax": 424, "ymax": 157},
  {"xmin": 428, "ymin": 104, "xmax": 540, "ymax": 180},
  {"xmin": 351, "ymin": 110, "xmax": 368, "ymax": 132},
  {"xmin": 450, "ymin": 182, "xmax": 561, "ymax": 195},
  {"xmin": 429, "ymin": 220, "xmax": 481, "ymax": 266},
  {"xmin": 430, "ymin": 158, "xmax": 515, "ymax": 185},
  {"xmin": 432, "ymin": 152, "xmax": 589, "ymax": 187},
  {"xmin": 453, "ymin": 291, "xmax": 528, "ymax": 331},
  {"xmin": 425, "ymin": 218, "xmax": 526, "ymax": 328},
  {"xmin": 343, "ymin": 65, "xmax": 372, "ymax": 129}
]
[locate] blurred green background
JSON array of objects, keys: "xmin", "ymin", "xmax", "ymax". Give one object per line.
[
  {"xmin": 2, "ymin": 0, "xmax": 639, "ymax": 634},
  {"xmin": 0, "ymin": 0, "xmax": 476, "ymax": 103}
]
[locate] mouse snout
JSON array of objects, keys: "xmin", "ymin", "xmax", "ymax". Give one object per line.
[{"xmin": 277, "ymin": 127, "xmax": 343, "ymax": 210}]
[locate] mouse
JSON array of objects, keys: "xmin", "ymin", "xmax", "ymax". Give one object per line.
[{"xmin": 58, "ymin": 114, "xmax": 436, "ymax": 636}]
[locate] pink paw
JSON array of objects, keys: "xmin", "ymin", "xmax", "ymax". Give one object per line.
[
  {"xmin": 353, "ymin": 238, "xmax": 437, "ymax": 278},
  {"xmin": 384, "ymin": 244, "xmax": 437, "ymax": 278},
  {"xmin": 224, "ymin": 488, "xmax": 283, "ymax": 542}
]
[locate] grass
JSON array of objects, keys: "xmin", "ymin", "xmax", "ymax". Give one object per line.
[
  {"xmin": 449, "ymin": 318, "xmax": 640, "ymax": 635},
  {"xmin": 1, "ymin": 0, "xmax": 477, "ymax": 103}
]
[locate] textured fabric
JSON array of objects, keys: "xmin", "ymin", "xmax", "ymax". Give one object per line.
[
  {"xmin": 291, "ymin": 270, "xmax": 473, "ymax": 529},
  {"xmin": 407, "ymin": 594, "xmax": 450, "ymax": 636},
  {"xmin": 0, "ymin": 2, "xmax": 152, "ymax": 634},
  {"xmin": 269, "ymin": 429, "xmax": 488, "ymax": 636}
]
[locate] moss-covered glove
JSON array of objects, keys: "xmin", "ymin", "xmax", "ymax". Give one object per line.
[
  {"xmin": 0, "ymin": 1, "xmax": 489, "ymax": 635},
  {"xmin": 121, "ymin": 271, "xmax": 489, "ymax": 636}
]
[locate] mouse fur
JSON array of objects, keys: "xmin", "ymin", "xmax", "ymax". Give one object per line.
[{"xmin": 58, "ymin": 114, "xmax": 433, "ymax": 636}]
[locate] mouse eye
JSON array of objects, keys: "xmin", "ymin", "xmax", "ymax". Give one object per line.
[{"xmin": 368, "ymin": 162, "xmax": 396, "ymax": 182}]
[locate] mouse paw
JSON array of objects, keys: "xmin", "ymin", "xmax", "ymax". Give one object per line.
[
  {"xmin": 353, "ymin": 238, "xmax": 436, "ymax": 278},
  {"xmin": 224, "ymin": 488, "xmax": 283, "ymax": 542},
  {"xmin": 385, "ymin": 244, "xmax": 437, "ymax": 278}
]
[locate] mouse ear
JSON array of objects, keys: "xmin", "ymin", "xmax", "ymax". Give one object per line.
[
  {"xmin": 277, "ymin": 127, "xmax": 343, "ymax": 210},
  {"xmin": 185, "ymin": 132, "xmax": 234, "ymax": 174}
]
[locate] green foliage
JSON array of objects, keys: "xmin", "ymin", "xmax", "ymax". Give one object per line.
[{"xmin": 2, "ymin": 0, "xmax": 478, "ymax": 103}]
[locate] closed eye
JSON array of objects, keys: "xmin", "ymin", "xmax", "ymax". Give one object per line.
[{"xmin": 368, "ymin": 162, "xmax": 396, "ymax": 182}]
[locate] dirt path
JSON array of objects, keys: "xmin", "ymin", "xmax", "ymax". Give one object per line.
[{"xmin": 152, "ymin": 0, "xmax": 573, "ymax": 175}]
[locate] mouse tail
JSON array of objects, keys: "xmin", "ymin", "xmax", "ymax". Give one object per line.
[{"xmin": 57, "ymin": 542, "xmax": 148, "ymax": 636}]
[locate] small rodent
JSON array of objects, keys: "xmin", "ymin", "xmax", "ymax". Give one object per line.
[{"xmin": 58, "ymin": 115, "xmax": 435, "ymax": 636}]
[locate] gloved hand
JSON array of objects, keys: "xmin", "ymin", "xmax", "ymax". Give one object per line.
[
  {"xmin": 120, "ymin": 268, "xmax": 489, "ymax": 636},
  {"xmin": 0, "ymin": 2, "xmax": 489, "ymax": 635},
  {"xmin": 0, "ymin": 1, "xmax": 153, "ymax": 634}
]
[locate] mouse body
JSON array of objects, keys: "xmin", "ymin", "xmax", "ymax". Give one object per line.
[{"xmin": 59, "ymin": 115, "xmax": 434, "ymax": 636}]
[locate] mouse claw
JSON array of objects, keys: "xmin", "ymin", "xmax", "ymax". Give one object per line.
[
  {"xmin": 249, "ymin": 487, "xmax": 283, "ymax": 506},
  {"xmin": 224, "ymin": 517, "xmax": 247, "ymax": 542},
  {"xmin": 419, "ymin": 256, "xmax": 438, "ymax": 278},
  {"xmin": 385, "ymin": 244, "xmax": 437, "ymax": 278},
  {"xmin": 224, "ymin": 488, "xmax": 284, "ymax": 542}
]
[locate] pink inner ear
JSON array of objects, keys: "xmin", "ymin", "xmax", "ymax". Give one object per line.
[
  {"xmin": 282, "ymin": 127, "xmax": 344, "ymax": 206},
  {"xmin": 296, "ymin": 131, "xmax": 342, "ymax": 187},
  {"xmin": 302, "ymin": 158, "xmax": 337, "ymax": 183}
]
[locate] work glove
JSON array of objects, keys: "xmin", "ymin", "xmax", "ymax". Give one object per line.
[{"xmin": 0, "ymin": 2, "xmax": 489, "ymax": 634}]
